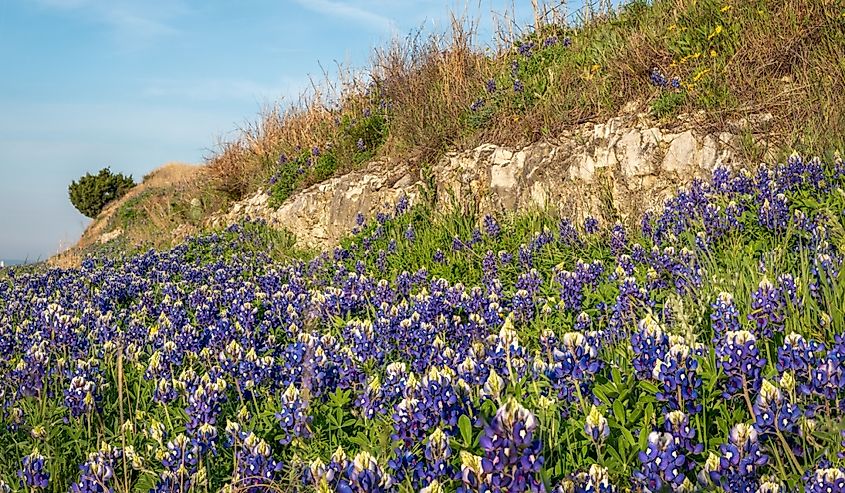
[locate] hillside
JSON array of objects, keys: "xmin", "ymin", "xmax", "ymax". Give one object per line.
[
  {"xmin": 51, "ymin": 162, "xmax": 218, "ymax": 267},
  {"xmin": 56, "ymin": 0, "xmax": 844, "ymax": 261}
]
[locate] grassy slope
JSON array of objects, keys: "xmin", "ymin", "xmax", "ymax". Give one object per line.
[{"xmin": 74, "ymin": 0, "xmax": 845, "ymax": 258}]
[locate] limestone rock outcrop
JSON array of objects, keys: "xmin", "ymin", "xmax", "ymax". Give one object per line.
[{"xmin": 210, "ymin": 112, "xmax": 770, "ymax": 250}]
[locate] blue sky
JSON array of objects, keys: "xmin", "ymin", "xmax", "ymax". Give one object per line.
[{"xmin": 0, "ymin": 0, "xmax": 551, "ymax": 261}]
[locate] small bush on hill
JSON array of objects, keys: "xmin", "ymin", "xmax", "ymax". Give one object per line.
[{"xmin": 68, "ymin": 168, "xmax": 135, "ymax": 218}]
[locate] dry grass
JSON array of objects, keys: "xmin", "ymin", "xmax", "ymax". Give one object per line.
[{"xmin": 372, "ymin": 17, "xmax": 491, "ymax": 163}]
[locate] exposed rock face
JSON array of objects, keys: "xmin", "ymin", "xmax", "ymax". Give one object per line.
[
  {"xmin": 211, "ymin": 161, "xmax": 421, "ymax": 249},
  {"xmin": 211, "ymin": 113, "xmax": 768, "ymax": 250}
]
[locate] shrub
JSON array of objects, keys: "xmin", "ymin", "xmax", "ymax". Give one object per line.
[{"xmin": 68, "ymin": 168, "xmax": 135, "ymax": 218}]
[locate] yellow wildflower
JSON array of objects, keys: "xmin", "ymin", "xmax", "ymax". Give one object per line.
[
  {"xmin": 720, "ymin": 5, "xmax": 732, "ymax": 12},
  {"xmin": 708, "ymin": 25, "xmax": 723, "ymax": 40},
  {"xmin": 693, "ymin": 68, "xmax": 711, "ymax": 82},
  {"xmin": 710, "ymin": 50, "xmax": 718, "ymax": 58}
]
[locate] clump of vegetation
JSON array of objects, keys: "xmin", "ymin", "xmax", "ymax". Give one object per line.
[
  {"xmin": 267, "ymin": 107, "xmax": 387, "ymax": 207},
  {"xmin": 68, "ymin": 167, "xmax": 135, "ymax": 218}
]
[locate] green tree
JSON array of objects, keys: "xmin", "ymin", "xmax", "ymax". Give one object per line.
[{"xmin": 68, "ymin": 167, "xmax": 135, "ymax": 218}]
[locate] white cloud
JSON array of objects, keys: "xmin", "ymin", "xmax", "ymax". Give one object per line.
[{"xmin": 292, "ymin": 0, "xmax": 398, "ymax": 34}]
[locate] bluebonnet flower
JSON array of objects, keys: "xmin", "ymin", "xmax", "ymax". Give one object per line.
[
  {"xmin": 554, "ymin": 464, "xmax": 617, "ymax": 492},
  {"xmin": 226, "ymin": 424, "xmax": 284, "ymax": 492},
  {"xmin": 513, "ymin": 79, "xmax": 525, "ymax": 93},
  {"xmin": 546, "ymin": 332, "xmax": 602, "ymax": 409},
  {"xmin": 356, "ymin": 138, "xmax": 366, "ymax": 152},
  {"xmin": 64, "ymin": 373, "xmax": 99, "ymax": 418},
  {"xmin": 479, "ymin": 398, "xmax": 545, "ymax": 492},
  {"xmin": 841, "ymin": 429, "xmax": 845, "ymax": 459},
  {"xmin": 709, "ymin": 423, "xmax": 769, "ymax": 492},
  {"xmin": 710, "ymin": 292, "xmax": 741, "ymax": 340},
  {"xmin": 482, "ymin": 251, "xmax": 498, "ymax": 285},
  {"xmin": 376, "ymin": 249, "xmax": 387, "ymax": 272},
  {"xmin": 405, "ymin": 224, "xmax": 416, "ymax": 243},
  {"xmin": 649, "ymin": 67, "xmax": 668, "ymax": 87},
  {"xmin": 635, "ymin": 431, "xmax": 687, "ymax": 491},
  {"xmin": 653, "ymin": 338, "xmax": 702, "ymax": 414},
  {"xmin": 433, "ymin": 249, "xmax": 445, "ymax": 263},
  {"xmin": 416, "ymin": 428, "xmax": 454, "ymax": 488},
  {"xmin": 811, "ymin": 251, "xmax": 842, "ymax": 299},
  {"xmin": 484, "ymin": 215, "xmax": 501, "ymax": 238},
  {"xmin": 395, "ymin": 194, "xmax": 410, "ymax": 216},
  {"xmin": 804, "ymin": 466, "xmax": 845, "ymax": 493},
  {"xmin": 152, "ymin": 434, "xmax": 200, "ymax": 493},
  {"xmin": 486, "ymin": 79, "xmax": 497, "ymax": 93},
  {"xmin": 758, "ymin": 194, "xmax": 790, "ymax": 232},
  {"xmin": 18, "ymin": 450, "xmax": 49, "ymax": 490},
  {"xmin": 184, "ymin": 373, "xmax": 227, "ymax": 454},
  {"xmin": 776, "ymin": 332, "xmax": 822, "ymax": 395},
  {"xmin": 471, "ymin": 227, "xmax": 483, "ymax": 245},
  {"xmin": 305, "ymin": 447, "xmax": 348, "ymax": 491},
  {"xmin": 71, "ymin": 447, "xmax": 119, "ymax": 493},
  {"xmin": 610, "ymin": 222, "xmax": 627, "ymax": 256},
  {"xmin": 584, "ymin": 216, "xmax": 599, "ymax": 234},
  {"xmin": 752, "ymin": 379, "xmax": 801, "ymax": 440},
  {"xmin": 748, "ymin": 278, "xmax": 786, "ymax": 338},
  {"xmin": 518, "ymin": 244, "xmax": 533, "ymax": 268},
  {"xmin": 470, "ymin": 99, "xmax": 485, "ymax": 111},
  {"xmin": 558, "ymin": 219, "xmax": 582, "ymax": 246},
  {"xmin": 664, "ymin": 410, "xmax": 703, "ymax": 458},
  {"xmin": 584, "ymin": 405, "xmax": 609, "ymax": 443},
  {"xmin": 276, "ymin": 384, "xmax": 312, "ymax": 445},
  {"xmin": 457, "ymin": 451, "xmax": 485, "ymax": 493},
  {"xmin": 608, "ymin": 277, "xmax": 652, "ymax": 338},
  {"xmin": 717, "ymin": 330, "xmax": 766, "ymax": 402},
  {"xmin": 337, "ymin": 451, "xmax": 393, "ymax": 493},
  {"xmin": 387, "ymin": 447, "xmax": 420, "ymax": 487},
  {"xmin": 517, "ymin": 41, "xmax": 535, "ymax": 57},
  {"xmin": 777, "ymin": 273, "xmax": 801, "ymax": 308},
  {"xmin": 498, "ymin": 250, "xmax": 513, "ymax": 265},
  {"xmin": 574, "ymin": 312, "xmax": 592, "ymax": 332}
]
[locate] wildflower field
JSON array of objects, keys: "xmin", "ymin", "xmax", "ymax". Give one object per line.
[{"xmin": 2, "ymin": 154, "xmax": 845, "ymax": 492}]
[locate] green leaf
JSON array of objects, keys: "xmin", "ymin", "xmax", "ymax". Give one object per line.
[
  {"xmin": 620, "ymin": 426, "xmax": 636, "ymax": 447},
  {"xmin": 592, "ymin": 386, "xmax": 610, "ymax": 406},
  {"xmin": 458, "ymin": 414, "xmax": 473, "ymax": 446},
  {"xmin": 639, "ymin": 381, "xmax": 659, "ymax": 394},
  {"xmin": 612, "ymin": 399, "xmax": 626, "ymax": 424}
]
